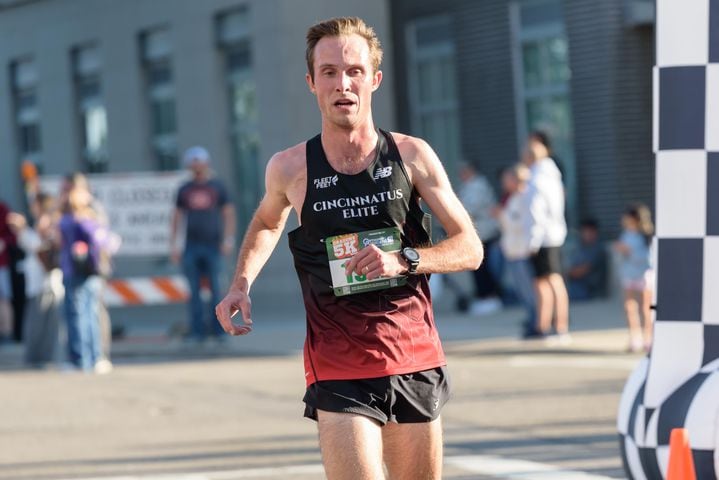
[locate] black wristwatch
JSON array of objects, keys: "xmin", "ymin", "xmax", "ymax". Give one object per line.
[{"xmin": 401, "ymin": 247, "xmax": 420, "ymax": 275}]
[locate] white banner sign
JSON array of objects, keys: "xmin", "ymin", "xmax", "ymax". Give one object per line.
[{"xmin": 41, "ymin": 171, "xmax": 189, "ymax": 256}]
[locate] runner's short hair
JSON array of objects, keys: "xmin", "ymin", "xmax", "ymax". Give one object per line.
[{"xmin": 306, "ymin": 17, "xmax": 383, "ymax": 81}]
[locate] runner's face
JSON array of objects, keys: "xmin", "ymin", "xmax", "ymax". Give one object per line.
[{"xmin": 306, "ymin": 34, "xmax": 382, "ymax": 129}]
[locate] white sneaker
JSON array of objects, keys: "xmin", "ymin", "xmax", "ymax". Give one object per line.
[
  {"xmin": 545, "ymin": 333, "xmax": 572, "ymax": 347},
  {"xmin": 94, "ymin": 359, "xmax": 114, "ymax": 375},
  {"xmin": 628, "ymin": 336, "xmax": 643, "ymax": 353}
]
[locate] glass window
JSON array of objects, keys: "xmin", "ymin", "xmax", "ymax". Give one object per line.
[
  {"xmin": 148, "ymin": 62, "xmax": 172, "ymax": 87},
  {"xmin": 406, "ymin": 15, "xmax": 462, "ymax": 180},
  {"xmin": 17, "ymin": 90, "xmax": 37, "ymax": 110},
  {"xmin": 19, "ymin": 124, "xmax": 41, "ymax": 154},
  {"xmin": 73, "ymin": 45, "xmax": 109, "ymax": 173},
  {"xmin": 522, "ymin": 42, "xmax": 542, "ymax": 88},
  {"xmin": 11, "ymin": 59, "xmax": 42, "ymax": 169},
  {"xmin": 83, "ymin": 105, "xmax": 107, "ymax": 156},
  {"xmin": 218, "ymin": 9, "xmax": 260, "ymax": 232},
  {"xmin": 151, "ymin": 98, "xmax": 177, "ymax": 136},
  {"xmin": 141, "ymin": 28, "xmax": 178, "ymax": 170},
  {"xmin": 512, "ymin": 0, "xmax": 577, "ymax": 222}
]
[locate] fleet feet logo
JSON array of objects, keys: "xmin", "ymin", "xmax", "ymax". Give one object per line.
[{"xmin": 314, "ymin": 175, "xmax": 338, "ymax": 189}]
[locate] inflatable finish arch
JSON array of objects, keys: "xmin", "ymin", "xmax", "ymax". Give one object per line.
[{"xmin": 617, "ymin": 0, "xmax": 719, "ymax": 478}]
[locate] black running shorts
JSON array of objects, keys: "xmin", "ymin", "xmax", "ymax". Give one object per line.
[
  {"xmin": 303, "ymin": 366, "xmax": 451, "ymax": 425},
  {"xmin": 531, "ymin": 246, "xmax": 563, "ymax": 277}
]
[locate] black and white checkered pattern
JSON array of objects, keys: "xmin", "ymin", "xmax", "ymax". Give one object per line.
[{"xmin": 618, "ymin": 0, "xmax": 719, "ymax": 477}]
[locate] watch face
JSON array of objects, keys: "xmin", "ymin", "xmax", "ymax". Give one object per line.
[{"xmin": 403, "ymin": 248, "xmax": 420, "ymax": 262}]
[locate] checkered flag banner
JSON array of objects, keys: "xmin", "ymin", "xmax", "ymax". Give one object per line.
[{"xmin": 617, "ymin": 0, "xmax": 719, "ymax": 478}]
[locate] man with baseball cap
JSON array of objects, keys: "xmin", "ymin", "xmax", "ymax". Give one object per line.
[{"xmin": 170, "ymin": 146, "xmax": 236, "ymax": 343}]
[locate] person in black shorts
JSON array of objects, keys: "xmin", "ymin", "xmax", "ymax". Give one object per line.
[
  {"xmin": 524, "ymin": 132, "xmax": 570, "ymax": 343},
  {"xmin": 531, "ymin": 245, "xmax": 562, "ymax": 278},
  {"xmin": 216, "ymin": 16, "xmax": 483, "ymax": 480}
]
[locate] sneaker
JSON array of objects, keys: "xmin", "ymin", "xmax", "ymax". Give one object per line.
[
  {"xmin": 94, "ymin": 359, "xmax": 114, "ymax": 375},
  {"xmin": 627, "ymin": 337, "xmax": 643, "ymax": 353},
  {"xmin": 545, "ymin": 333, "xmax": 572, "ymax": 347}
]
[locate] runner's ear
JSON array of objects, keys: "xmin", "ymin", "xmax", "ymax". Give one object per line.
[
  {"xmin": 371, "ymin": 70, "xmax": 382, "ymax": 92},
  {"xmin": 306, "ymin": 73, "xmax": 316, "ymax": 94}
]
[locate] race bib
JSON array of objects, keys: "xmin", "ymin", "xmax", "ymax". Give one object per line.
[{"xmin": 325, "ymin": 227, "xmax": 407, "ymax": 296}]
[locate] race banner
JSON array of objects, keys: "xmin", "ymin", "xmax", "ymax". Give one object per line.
[{"xmin": 40, "ymin": 171, "xmax": 189, "ymax": 256}]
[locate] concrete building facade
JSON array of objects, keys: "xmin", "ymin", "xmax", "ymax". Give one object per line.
[
  {"xmin": 0, "ymin": 0, "xmax": 396, "ymax": 230},
  {"xmin": 390, "ymin": 0, "xmax": 655, "ymax": 238}
]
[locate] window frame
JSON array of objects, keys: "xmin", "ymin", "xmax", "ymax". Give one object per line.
[
  {"xmin": 510, "ymin": 0, "xmax": 578, "ymax": 222},
  {"xmin": 405, "ymin": 14, "xmax": 462, "ymax": 178}
]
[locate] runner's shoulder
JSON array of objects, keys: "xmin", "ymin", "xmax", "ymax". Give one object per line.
[
  {"xmin": 266, "ymin": 142, "xmax": 306, "ymax": 186},
  {"xmin": 388, "ymin": 132, "xmax": 437, "ymax": 177},
  {"xmin": 389, "ymin": 131, "xmax": 436, "ymax": 158}
]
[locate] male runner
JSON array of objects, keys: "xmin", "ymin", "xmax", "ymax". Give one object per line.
[{"xmin": 216, "ymin": 17, "xmax": 483, "ymax": 480}]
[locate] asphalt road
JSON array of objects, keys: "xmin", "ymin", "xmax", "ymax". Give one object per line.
[{"xmin": 0, "ymin": 297, "xmax": 638, "ymax": 480}]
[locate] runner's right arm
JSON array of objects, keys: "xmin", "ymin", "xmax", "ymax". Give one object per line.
[{"xmin": 215, "ymin": 152, "xmax": 294, "ymax": 335}]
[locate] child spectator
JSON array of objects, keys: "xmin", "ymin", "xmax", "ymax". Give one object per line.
[{"xmin": 614, "ymin": 203, "xmax": 654, "ymax": 352}]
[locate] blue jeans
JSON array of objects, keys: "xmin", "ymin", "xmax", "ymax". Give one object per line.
[
  {"xmin": 63, "ymin": 275, "xmax": 102, "ymax": 370},
  {"xmin": 182, "ymin": 243, "xmax": 224, "ymax": 339},
  {"xmin": 506, "ymin": 259, "xmax": 537, "ymax": 331}
]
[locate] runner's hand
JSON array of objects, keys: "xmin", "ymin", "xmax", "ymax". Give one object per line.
[
  {"xmin": 344, "ymin": 244, "xmax": 407, "ymax": 280},
  {"xmin": 215, "ymin": 288, "xmax": 253, "ymax": 335}
]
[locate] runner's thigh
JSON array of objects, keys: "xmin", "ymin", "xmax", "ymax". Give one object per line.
[
  {"xmin": 317, "ymin": 410, "xmax": 385, "ymax": 480},
  {"xmin": 382, "ymin": 418, "xmax": 443, "ymax": 480}
]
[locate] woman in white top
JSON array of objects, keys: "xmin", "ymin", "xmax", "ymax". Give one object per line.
[{"xmin": 523, "ymin": 131, "xmax": 570, "ymax": 344}]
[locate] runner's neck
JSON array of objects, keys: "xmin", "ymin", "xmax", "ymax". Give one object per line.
[{"xmin": 320, "ymin": 123, "xmax": 379, "ymax": 175}]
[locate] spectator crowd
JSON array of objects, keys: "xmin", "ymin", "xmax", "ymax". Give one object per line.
[
  {"xmin": 0, "ymin": 167, "xmax": 119, "ymax": 373},
  {"xmin": 450, "ymin": 130, "xmax": 655, "ymax": 351},
  {"xmin": 0, "ymin": 145, "xmax": 236, "ymax": 371}
]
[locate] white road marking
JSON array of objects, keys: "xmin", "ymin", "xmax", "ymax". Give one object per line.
[
  {"xmin": 58, "ymin": 464, "xmax": 326, "ymax": 480},
  {"xmin": 446, "ymin": 455, "xmax": 618, "ymax": 479},
  {"xmin": 57, "ymin": 454, "xmax": 618, "ymax": 480}
]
